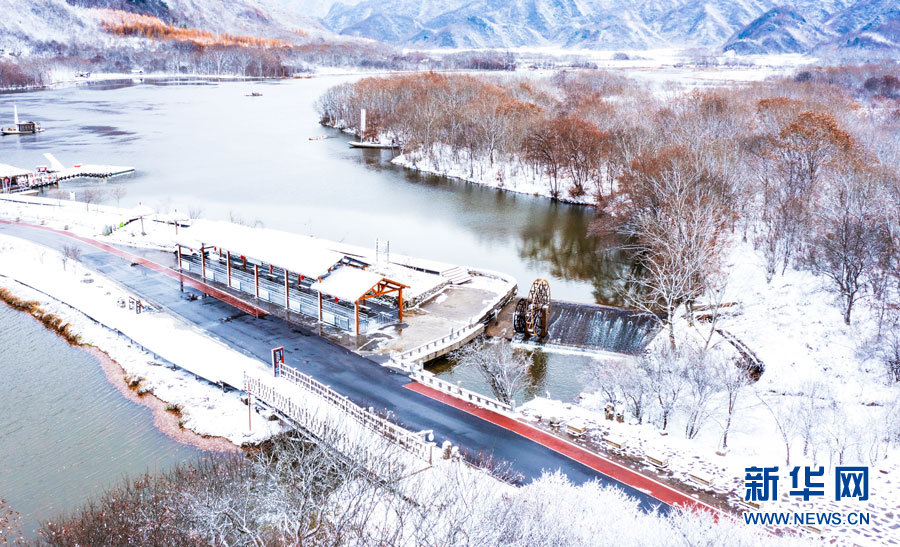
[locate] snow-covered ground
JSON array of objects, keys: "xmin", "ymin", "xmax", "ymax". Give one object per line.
[
  {"xmin": 393, "ymin": 144, "xmax": 596, "ymax": 205},
  {"xmin": 0, "ymin": 234, "xmax": 285, "ymax": 445},
  {"xmin": 522, "ymin": 236, "xmax": 900, "ymax": 545}
]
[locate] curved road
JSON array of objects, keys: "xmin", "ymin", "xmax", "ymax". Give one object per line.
[{"xmin": 0, "ymin": 222, "xmax": 672, "ymax": 514}]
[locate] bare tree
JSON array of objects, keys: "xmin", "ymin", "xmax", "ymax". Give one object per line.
[
  {"xmin": 637, "ymin": 344, "xmax": 687, "ymax": 430},
  {"xmin": 757, "ymin": 390, "xmax": 800, "ymax": 466},
  {"xmin": 583, "ymin": 358, "xmax": 626, "ymax": 408},
  {"xmin": 81, "ymin": 187, "xmax": 106, "ymax": 211},
  {"xmin": 878, "ymin": 329, "xmax": 900, "ymax": 383},
  {"xmin": 618, "ymin": 147, "xmax": 731, "ymax": 348},
  {"xmin": 229, "ymin": 210, "xmax": 251, "ymax": 227},
  {"xmin": 110, "ymin": 185, "xmax": 127, "ymax": 208},
  {"xmin": 454, "ymin": 338, "xmax": 530, "ymax": 407},
  {"xmin": 712, "ymin": 353, "xmax": 752, "ymax": 449},
  {"xmin": 61, "ymin": 244, "xmax": 81, "ymax": 271},
  {"xmin": 620, "ymin": 365, "xmax": 650, "ymax": 424},
  {"xmin": 682, "ymin": 347, "xmax": 720, "ymax": 439},
  {"xmin": 764, "ymin": 111, "xmax": 855, "ymax": 276},
  {"xmin": 524, "ymin": 120, "xmax": 567, "ymax": 199},
  {"xmin": 802, "ymin": 162, "xmax": 890, "ymax": 324},
  {"xmin": 188, "ymin": 205, "xmax": 204, "ymax": 220}
]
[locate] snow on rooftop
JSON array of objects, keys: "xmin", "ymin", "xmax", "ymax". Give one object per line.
[
  {"xmin": 178, "ymin": 220, "xmax": 346, "ymax": 278},
  {"xmin": 311, "ymin": 266, "xmax": 385, "ymax": 302},
  {"xmin": 0, "ymin": 163, "xmax": 31, "ymax": 177}
]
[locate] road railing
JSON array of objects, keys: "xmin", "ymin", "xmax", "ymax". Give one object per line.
[
  {"xmin": 408, "ymin": 367, "xmax": 514, "ymax": 414},
  {"xmin": 394, "ymin": 320, "xmax": 484, "ymax": 366},
  {"xmin": 247, "ymin": 364, "xmax": 435, "ymax": 464}
]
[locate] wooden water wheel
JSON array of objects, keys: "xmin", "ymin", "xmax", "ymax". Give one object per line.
[{"xmin": 514, "ymin": 279, "xmax": 551, "ymax": 338}]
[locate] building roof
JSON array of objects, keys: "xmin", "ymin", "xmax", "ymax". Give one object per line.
[
  {"xmin": 0, "ymin": 163, "xmax": 32, "ymax": 178},
  {"xmin": 176, "ymin": 220, "xmax": 345, "ymax": 278},
  {"xmin": 310, "ymin": 266, "xmax": 386, "ymax": 302}
]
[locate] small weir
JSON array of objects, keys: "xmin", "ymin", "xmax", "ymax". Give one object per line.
[
  {"xmin": 489, "ymin": 299, "xmax": 660, "ymax": 355},
  {"xmin": 543, "ymin": 301, "xmax": 660, "ymax": 355}
]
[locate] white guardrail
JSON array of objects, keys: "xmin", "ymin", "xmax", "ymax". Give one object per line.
[
  {"xmin": 409, "ymin": 367, "xmax": 514, "ymax": 414},
  {"xmin": 395, "ymin": 320, "xmax": 484, "ymax": 365},
  {"xmin": 246, "ymin": 365, "xmax": 435, "ymax": 464}
]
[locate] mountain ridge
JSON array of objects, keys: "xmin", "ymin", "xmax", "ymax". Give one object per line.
[{"xmin": 321, "ymin": 0, "xmax": 898, "ymax": 54}]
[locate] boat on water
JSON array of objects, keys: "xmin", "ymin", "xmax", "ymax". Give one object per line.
[
  {"xmin": 347, "ymin": 107, "xmax": 399, "ymax": 149},
  {"xmin": 1, "ymin": 105, "xmax": 44, "ymax": 136},
  {"xmin": 247, "ymin": 92, "xmax": 263, "ymax": 97},
  {"xmin": 348, "ymin": 141, "xmax": 399, "ymax": 149}
]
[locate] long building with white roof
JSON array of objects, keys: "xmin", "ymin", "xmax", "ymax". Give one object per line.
[{"xmin": 174, "ymin": 221, "xmax": 408, "ymax": 335}]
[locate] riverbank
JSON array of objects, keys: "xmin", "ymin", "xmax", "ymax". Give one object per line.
[
  {"xmin": 86, "ymin": 345, "xmax": 238, "ymax": 453},
  {"xmin": 0, "ymin": 291, "xmax": 237, "ymax": 453},
  {"xmin": 392, "ymin": 145, "xmax": 596, "ymax": 206},
  {"xmin": 0, "ymin": 234, "xmax": 285, "ymax": 446}
]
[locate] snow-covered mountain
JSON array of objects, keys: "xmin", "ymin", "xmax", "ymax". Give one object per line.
[
  {"xmin": 825, "ymin": 0, "xmax": 900, "ymax": 50},
  {"xmin": 723, "ymin": 7, "xmax": 826, "ymax": 54},
  {"xmin": 726, "ymin": 0, "xmax": 900, "ymax": 54},
  {"xmin": 2, "ymin": 0, "xmax": 898, "ymax": 58},
  {"xmin": 321, "ymin": 0, "xmax": 900, "ymax": 53},
  {"xmin": 320, "ymin": 0, "xmax": 842, "ymax": 49}
]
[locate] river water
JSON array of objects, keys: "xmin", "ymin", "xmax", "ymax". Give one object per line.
[
  {"xmin": 0, "ymin": 76, "xmax": 629, "ymax": 527},
  {"xmin": 0, "ymin": 75, "xmax": 626, "ymax": 305},
  {"xmin": 0, "ymin": 304, "xmax": 200, "ymax": 537}
]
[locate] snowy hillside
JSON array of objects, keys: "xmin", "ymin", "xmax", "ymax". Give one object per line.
[
  {"xmin": 0, "ymin": 0, "xmax": 326, "ymax": 56},
  {"xmin": 319, "ymin": 0, "xmax": 899, "ymax": 53},
  {"xmin": 322, "ymin": 0, "xmax": 855, "ymax": 50},
  {"xmin": 4, "ymin": 0, "xmax": 897, "ymax": 57},
  {"xmin": 728, "ymin": 0, "xmax": 900, "ymax": 54},
  {"xmin": 723, "ymin": 8, "xmax": 826, "ymax": 55}
]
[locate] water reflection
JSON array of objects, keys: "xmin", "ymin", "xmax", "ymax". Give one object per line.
[
  {"xmin": 428, "ymin": 348, "xmax": 619, "ymax": 405},
  {"xmin": 523, "ymin": 349, "xmax": 549, "ymax": 401},
  {"xmin": 357, "ymin": 150, "xmax": 632, "ymax": 305}
]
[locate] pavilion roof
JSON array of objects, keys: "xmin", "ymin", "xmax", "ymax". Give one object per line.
[
  {"xmin": 310, "ymin": 266, "xmax": 386, "ymax": 302},
  {"xmin": 176, "ymin": 220, "xmax": 345, "ymax": 278}
]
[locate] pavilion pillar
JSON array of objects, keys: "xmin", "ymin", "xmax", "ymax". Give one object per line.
[
  {"xmin": 176, "ymin": 245, "xmax": 182, "ymax": 271},
  {"xmin": 354, "ymin": 300, "xmax": 360, "ymax": 336},
  {"xmin": 284, "ymin": 268, "xmax": 290, "ymax": 310},
  {"xmin": 254, "ymin": 264, "xmax": 259, "ymax": 297},
  {"xmin": 201, "ymin": 245, "xmax": 206, "ymax": 280},
  {"xmin": 226, "ymin": 251, "xmax": 232, "ymax": 286},
  {"xmin": 398, "ymin": 288, "xmax": 403, "ymax": 321},
  {"xmin": 318, "ymin": 291, "xmax": 323, "ymax": 321}
]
